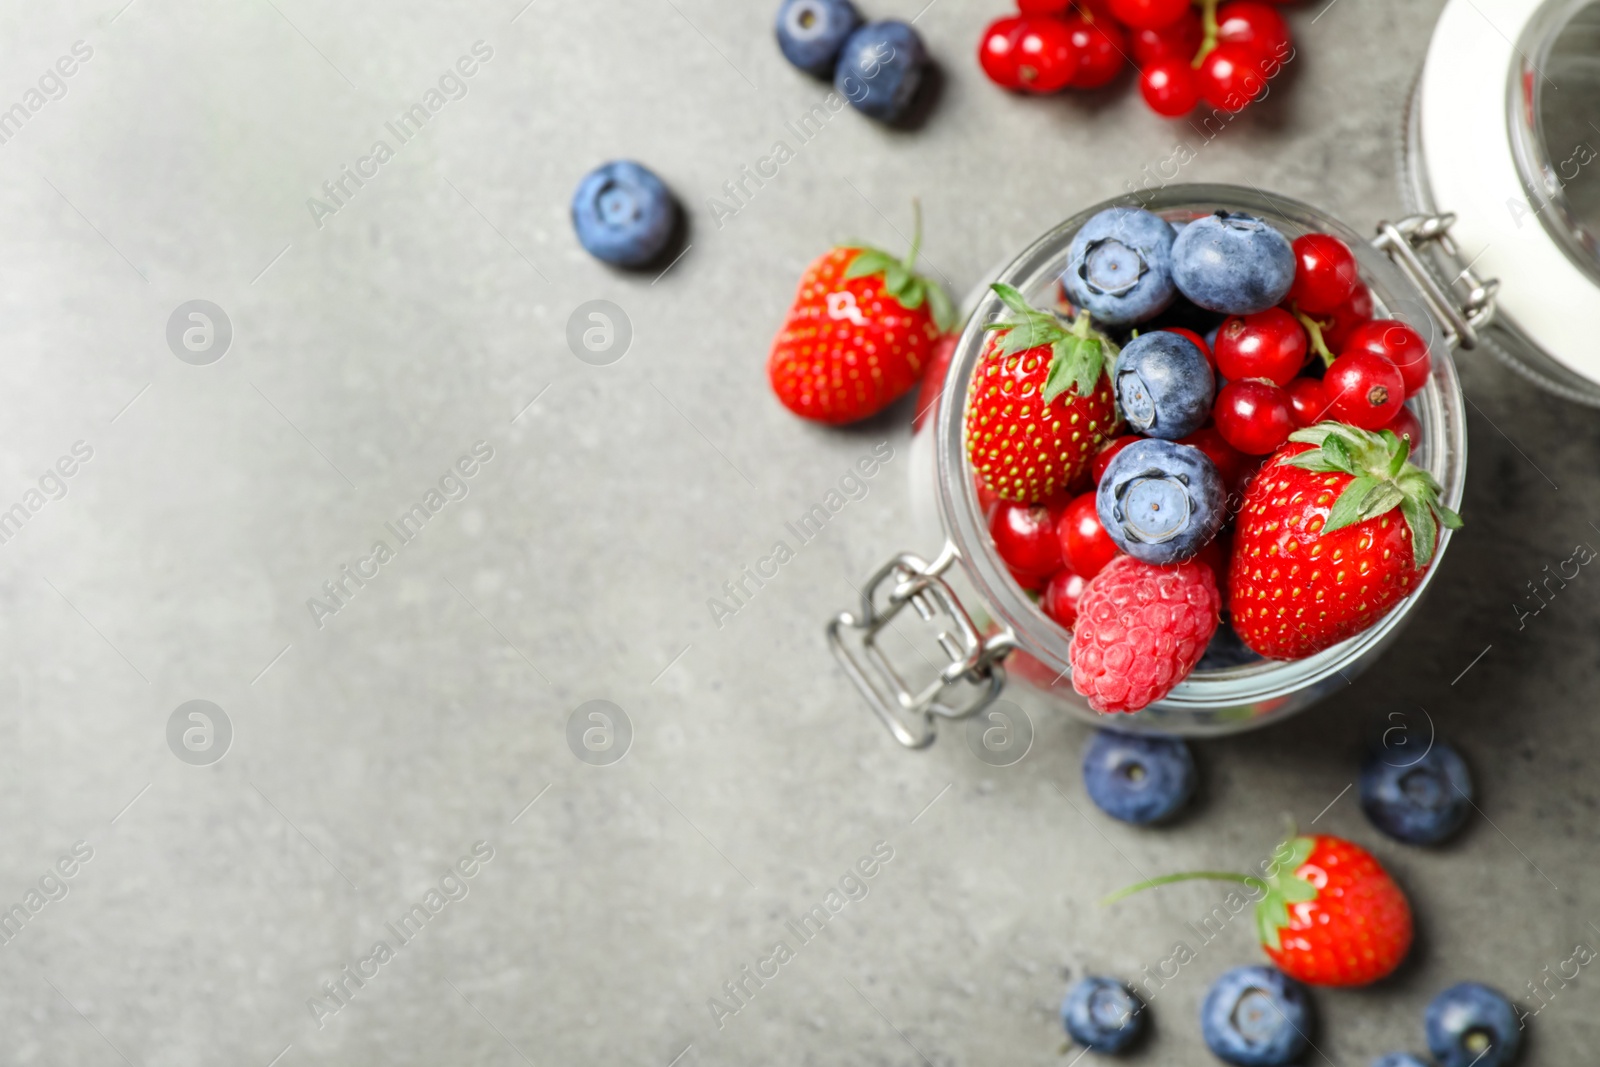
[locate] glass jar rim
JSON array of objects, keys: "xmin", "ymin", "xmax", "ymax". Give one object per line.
[{"xmin": 932, "ymin": 184, "xmax": 1468, "ymax": 712}]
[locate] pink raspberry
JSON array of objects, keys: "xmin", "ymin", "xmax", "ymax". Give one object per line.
[{"xmin": 1069, "ymin": 555, "xmax": 1220, "ymax": 714}]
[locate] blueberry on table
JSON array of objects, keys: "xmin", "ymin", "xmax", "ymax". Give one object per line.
[
  {"xmin": 1082, "ymin": 729, "xmax": 1196, "ymax": 825},
  {"xmin": 835, "ymin": 21, "xmax": 928, "ymax": 122},
  {"xmin": 1359, "ymin": 742, "xmax": 1473, "ymax": 845},
  {"xmin": 1200, "ymin": 966, "xmax": 1314, "ymax": 1067},
  {"xmin": 1063, "ymin": 207, "xmax": 1178, "ymax": 326},
  {"xmin": 1096, "ymin": 439, "xmax": 1225, "ymax": 565},
  {"xmin": 571, "ymin": 161, "xmax": 679, "ymax": 268},
  {"xmin": 1061, "ymin": 976, "xmax": 1147, "ymax": 1053},
  {"xmin": 1171, "ymin": 211, "xmax": 1296, "ymax": 315},
  {"xmin": 1113, "ymin": 330, "xmax": 1215, "ymax": 439},
  {"xmin": 1425, "ymin": 982, "xmax": 1523, "ymax": 1067},
  {"xmin": 775, "ymin": 0, "xmax": 862, "ymax": 76}
]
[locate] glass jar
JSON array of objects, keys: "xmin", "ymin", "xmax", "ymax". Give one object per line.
[
  {"xmin": 829, "ymin": 184, "xmax": 1492, "ymax": 747},
  {"xmin": 1403, "ymin": 0, "xmax": 1600, "ymax": 404}
]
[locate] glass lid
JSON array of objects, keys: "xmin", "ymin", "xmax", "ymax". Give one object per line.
[{"xmin": 1418, "ymin": 0, "xmax": 1600, "ymax": 387}]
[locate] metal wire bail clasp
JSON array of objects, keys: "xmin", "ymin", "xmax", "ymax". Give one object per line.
[
  {"xmin": 827, "ymin": 544, "xmax": 1017, "ymax": 749},
  {"xmin": 1372, "ymin": 213, "xmax": 1499, "ymax": 350}
]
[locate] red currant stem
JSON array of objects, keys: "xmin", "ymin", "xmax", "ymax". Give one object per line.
[
  {"xmin": 1293, "ymin": 306, "xmax": 1337, "ymax": 368},
  {"xmin": 1078, "ymin": 1, "xmax": 1095, "ymax": 24},
  {"xmin": 1101, "ymin": 870, "xmax": 1266, "ymax": 906},
  {"xmin": 1193, "ymin": 0, "xmax": 1221, "ymax": 67}
]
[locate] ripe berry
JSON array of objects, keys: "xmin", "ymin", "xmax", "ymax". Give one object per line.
[
  {"xmin": 1097, "ymin": 439, "xmax": 1226, "ymax": 565},
  {"xmin": 1216, "ymin": 1, "xmax": 1291, "ymax": 65},
  {"xmin": 1091, "ymin": 434, "xmax": 1142, "ymax": 485},
  {"xmin": 1015, "ymin": 17, "xmax": 1084, "ymax": 93},
  {"xmin": 1043, "ymin": 568, "xmax": 1089, "ymax": 628},
  {"xmin": 1132, "ymin": 9, "xmax": 1203, "ymax": 65},
  {"xmin": 1196, "ymin": 44, "xmax": 1269, "ymax": 112},
  {"xmin": 1140, "ymin": 57, "xmax": 1200, "ymax": 116},
  {"xmin": 1287, "ymin": 233, "xmax": 1360, "ymax": 314},
  {"xmin": 1017, "ymin": 0, "xmax": 1073, "ymax": 12},
  {"xmin": 991, "ymin": 500, "xmax": 1065, "ymax": 581},
  {"xmin": 1164, "ymin": 326, "xmax": 1215, "ymax": 369},
  {"xmin": 1061, "ymin": 976, "xmax": 1148, "ymax": 1053},
  {"xmin": 1342, "ymin": 319, "xmax": 1432, "ymax": 397},
  {"xmin": 1069, "ymin": 555, "xmax": 1220, "ymax": 713},
  {"xmin": 1213, "ymin": 379, "xmax": 1294, "ymax": 455},
  {"xmin": 1324, "ymin": 350, "xmax": 1404, "ymax": 429},
  {"xmin": 1064, "ymin": 15, "xmax": 1127, "ymax": 89},
  {"xmin": 978, "ymin": 16, "xmax": 1027, "ymax": 89},
  {"xmin": 1214, "ymin": 308, "xmax": 1308, "ymax": 385},
  {"xmin": 1109, "ymin": 0, "xmax": 1192, "ymax": 30},
  {"xmin": 1082, "ymin": 730, "xmax": 1196, "ymax": 825},
  {"xmin": 1360, "ymin": 742, "xmax": 1473, "ymax": 845},
  {"xmin": 1425, "ymin": 983, "xmax": 1523, "ymax": 1067},
  {"xmin": 1285, "ymin": 376, "xmax": 1330, "ymax": 427},
  {"xmin": 1321, "ymin": 281, "xmax": 1375, "ymax": 352},
  {"xmin": 1200, "ymin": 966, "xmax": 1313, "ymax": 1066},
  {"xmin": 1059, "ymin": 492, "xmax": 1120, "ymax": 578}
]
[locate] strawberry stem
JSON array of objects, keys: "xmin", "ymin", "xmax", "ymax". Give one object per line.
[
  {"xmin": 1101, "ymin": 871, "xmax": 1264, "ymax": 906},
  {"xmin": 1193, "ymin": 0, "xmax": 1221, "ymax": 67}
]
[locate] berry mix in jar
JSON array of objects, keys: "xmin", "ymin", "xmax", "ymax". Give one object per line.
[
  {"xmin": 818, "ymin": 185, "xmax": 1477, "ymax": 743},
  {"xmin": 964, "ymin": 204, "xmax": 1460, "ymax": 714}
]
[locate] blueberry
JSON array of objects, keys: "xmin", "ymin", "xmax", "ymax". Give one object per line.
[
  {"xmin": 775, "ymin": 0, "xmax": 863, "ymax": 76},
  {"xmin": 1371, "ymin": 1055, "xmax": 1429, "ymax": 1067},
  {"xmin": 1114, "ymin": 331, "xmax": 1215, "ymax": 439},
  {"xmin": 835, "ymin": 21, "xmax": 927, "ymax": 123},
  {"xmin": 1063, "ymin": 208, "xmax": 1178, "ymax": 326},
  {"xmin": 1200, "ymin": 966, "xmax": 1314, "ymax": 1067},
  {"xmin": 1082, "ymin": 730, "xmax": 1195, "ymax": 825},
  {"xmin": 1096, "ymin": 439, "xmax": 1225, "ymax": 565},
  {"xmin": 1171, "ymin": 212, "xmax": 1296, "ymax": 315},
  {"xmin": 1198, "ymin": 620, "xmax": 1263, "ymax": 671},
  {"xmin": 571, "ymin": 161, "xmax": 679, "ymax": 268},
  {"xmin": 1061, "ymin": 976, "xmax": 1147, "ymax": 1053},
  {"xmin": 1425, "ymin": 983, "xmax": 1523, "ymax": 1067},
  {"xmin": 1360, "ymin": 742, "xmax": 1473, "ymax": 845}
]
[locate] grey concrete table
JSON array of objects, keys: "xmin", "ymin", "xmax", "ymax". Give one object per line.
[{"xmin": 0, "ymin": 0, "xmax": 1593, "ymax": 1064}]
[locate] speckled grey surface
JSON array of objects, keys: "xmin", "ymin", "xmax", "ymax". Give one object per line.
[{"xmin": 0, "ymin": 0, "xmax": 1596, "ymax": 1064}]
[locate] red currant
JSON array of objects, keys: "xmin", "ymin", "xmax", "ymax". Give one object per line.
[
  {"xmin": 1058, "ymin": 493, "xmax": 1119, "ymax": 578},
  {"xmin": 1196, "ymin": 44, "xmax": 1269, "ymax": 112},
  {"xmin": 1323, "ymin": 351, "xmax": 1404, "ymax": 430},
  {"xmin": 1017, "ymin": 0, "xmax": 1074, "ymax": 13},
  {"xmin": 1109, "ymin": 0, "xmax": 1192, "ymax": 30},
  {"xmin": 1064, "ymin": 15, "xmax": 1127, "ymax": 88},
  {"xmin": 1321, "ymin": 282, "xmax": 1375, "ymax": 352},
  {"xmin": 1341, "ymin": 319, "xmax": 1432, "ymax": 397},
  {"xmin": 978, "ymin": 16, "xmax": 1027, "ymax": 89},
  {"xmin": 1179, "ymin": 426, "xmax": 1249, "ymax": 488},
  {"xmin": 1213, "ymin": 379, "xmax": 1294, "ymax": 455},
  {"xmin": 1016, "ymin": 18, "xmax": 1084, "ymax": 93},
  {"xmin": 1140, "ymin": 57, "xmax": 1200, "ymax": 116},
  {"xmin": 991, "ymin": 500, "xmax": 1065, "ymax": 580},
  {"xmin": 1165, "ymin": 326, "xmax": 1215, "ymax": 369},
  {"xmin": 1287, "ymin": 233, "xmax": 1359, "ymax": 314},
  {"xmin": 1131, "ymin": 9, "xmax": 1203, "ymax": 65},
  {"xmin": 1091, "ymin": 434, "xmax": 1141, "ymax": 484},
  {"xmin": 1385, "ymin": 404, "xmax": 1421, "ymax": 450},
  {"xmin": 1214, "ymin": 308, "xmax": 1308, "ymax": 385},
  {"xmin": 1043, "ymin": 568, "xmax": 1089, "ymax": 628},
  {"xmin": 1285, "ymin": 376, "xmax": 1330, "ymax": 427},
  {"xmin": 1215, "ymin": 1, "xmax": 1291, "ymax": 64}
]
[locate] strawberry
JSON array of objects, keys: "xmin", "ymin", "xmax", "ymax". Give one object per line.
[
  {"xmin": 1106, "ymin": 833, "xmax": 1414, "ymax": 988},
  {"xmin": 1230, "ymin": 421, "xmax": 1461, "ymax": 660},
  {"xmin": 965, "ymin": 284, "xmax": 1120, "ymax": 502},
  {"xmin": 768, "ymin": 207, "xmax": 954, "ymax": 425}
]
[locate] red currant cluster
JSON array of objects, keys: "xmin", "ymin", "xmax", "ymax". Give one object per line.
[
  {"xmin": 1211, "ymin": 232, "xmax": 1428, "ymax": 457},
  {"xmin": 979, "ymin": 0, "xmax": 1296, "ymax": 117}
]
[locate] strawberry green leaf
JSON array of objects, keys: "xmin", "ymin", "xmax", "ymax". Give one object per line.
[
  {"xmin": 845, "ymin": 250, "xmax": 895, "ymax": 279},
  {"xmin": 1401, "ymin": 495, "xmax": 1437, "ymax": 569}
]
